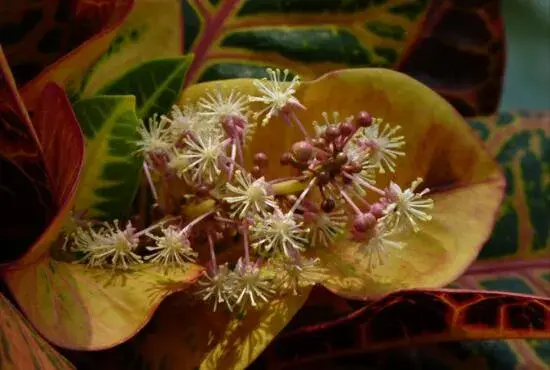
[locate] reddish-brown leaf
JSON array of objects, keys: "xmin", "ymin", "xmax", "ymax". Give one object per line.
[
  {"xmin": 0, "ymin": 46, "xmax": 53, "ymax": 262},
  {"xmin": 0, "ymin": 0, "xmax": 132, "ymax": 86},
  {"xmin": 8, "ymin": 82, "xmax": 85, "ymax": 267},
  {"xmin": 253, "ymin": 289, "xmax": 550, "ymax": 368},
  {"xmin": 17, "ymin": 0, "xmax": 134, "ymax": 111},
  {"xmin": 0, "ymin": 292, "xmax": 75, "ymax": 370},
  {"xmin": 399, "ymin": 0, "xmax": 505, "ymax": 117}
]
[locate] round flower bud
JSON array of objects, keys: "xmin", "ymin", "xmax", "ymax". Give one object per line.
[
  {"xmin": 323, "ymin": 126, "xmax": 340, "ymax": 141},
  {"xmin": 196, "ymin": 185, "xmax": 210, "ymax": 197},
  {"xmin": 291, "ymin": 141, "xmax": 313, "ymax": 163},
  {"xmin": 352, "ymin": 213, "xmax": 377, "ymax": 233},
  {"xmin": 356, "ymin": 111, "xmax": 373, "ymax": 127},
  {"xmin": 340, "ymin": 121, "xmax": 355, "ymax": 136},
  {"xmin": 334, "ymin": 152, "xmax": 348, "ymax": 166},
  {"xmin": 253, "ymin": 152, "xmax": 268, "ymax": 167},
  {"xmin": 317, "ymin": 171, "xmax": 331, "ymax": 185}
]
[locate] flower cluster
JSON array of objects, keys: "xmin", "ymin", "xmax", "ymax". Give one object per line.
[{"xmin": 64, "ymin": 68, "xmax": 434, "ymax": 313}]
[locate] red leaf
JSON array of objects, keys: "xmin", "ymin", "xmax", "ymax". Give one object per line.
[
  {"xmin": 0, "ymin": 0, "xmax": 132, "ymax": 86},
  {"xmin": 33, "ymin": 83, "xmax": 84, "ymax": 209},
  {"xmin": 19, "ymin": 0, "xmax": 134, "ymax": 111},
  {"xmin": 253, "ymin": 289, "xmax": 550, "ymax": 368},
  {"xmin": 399, "ymin": 0, "xmax": 505, "ymax": 117},
  {"xmin": 11, "ymin": 82, "xmax": 85, "ymax": 266},
  {"xmin": 0, "ymin": 46, "xmax": 53, "ymax": 262}
]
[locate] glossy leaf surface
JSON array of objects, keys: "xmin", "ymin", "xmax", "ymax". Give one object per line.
[
  {"xmin": 98, "ymin": 56, "xmax": 193, "ymax": 118},
  {"xmin": 0, "ymin": 292, "xmax": 75, "ymax": 370},
  {"xmin": 74, "ymin": 289, "xmax": 311, "ymax": 370},
  {"xmin": 0, "ymin": 46, "xmax": 53, "ymax": 262},
  {"xmin": 399, "ymin": 0, "xmax": 505, "ymax": 116},
  {"xmin": 72, "ymin": 95, "xmax": 141, "ymax": 220},
  {"xmin": 77, "ymin": 0, "xmax": 183, "ymax": 98},
  {"xmin": 251, "ymin": 288, "xmax": 550, "ymax": 368},
  {"xmin": 7, "ymin": 83, "xmax": 85, "ymax": 267}
]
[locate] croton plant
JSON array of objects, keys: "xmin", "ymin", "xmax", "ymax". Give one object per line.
[{"xmin": 0, "ymin": 0, "xmax": 548, "ymax": 369}]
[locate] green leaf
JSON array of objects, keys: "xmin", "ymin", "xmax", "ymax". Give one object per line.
[
  {"xmin": 72, "ymin": 95, "xmax": 141, "ymax": 219},
  {"xmin": 467, "ymin": 112, "xmax": 549, "ymax": 260},
  {"xmin": 97, "ymin": 56, "xmax": 193, "ymax": 118}
]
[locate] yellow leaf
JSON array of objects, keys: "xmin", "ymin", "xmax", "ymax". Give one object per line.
[
  {"xmin": 180, "ymin": 68, "xmax": 505, "ymax": 298},
  {"xmin": 3, "ymin": 258, "xmax": 203, "ymax": 350},
  {"xmin": 138, "ymin": 288, "xmax": 311, "ymax": 370}
]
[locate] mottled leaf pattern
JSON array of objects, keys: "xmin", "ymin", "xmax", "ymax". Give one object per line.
[
  {"xmin": 250, "ymin": 288, "xmax": 550, "ymax": 369},
  {"xmin": 98, "ymin": 56, "xmax": 193, "ymax": 118},
  {"xmin": 76, "ymin": 0, "xmax": 183, "ymax": 98},
  {"xmin": 72, "ymin": 95, "xmax": 141, "ymax": 220},
  {"xmin": 466, "ymin": 112, "xmax": 550, "ymax": 259},
  {"xmin": 182, "ymin": 0, "xmax": 431, "ymax": 85},
  {"xmin": 453, "ymin": 260, "xmax": 550, "ymax": 370},
  {"xmin": 254, "ymin": 341, "xmax": 549, "ymax": 370},
  {"xmin": 399, "ymin": 0, "xmax": 505, "ymax": 116},
  {"xmin": 180, "ymin": 0, "xmax": 504, "ymax": 116},
  {"xmin": 0, "ymin": 292, "xmax": 75, "ymax": 370},
  {"xmin": 0, "ymin": 46, "xmax": 53, "ymax": 262},
  {"xmin": 17, "ymin": 0, "xmax": 134, "ymax": 110},
  {"xmin": 0, "ymin": 0, "xmax": 132, "ymax": 85}
]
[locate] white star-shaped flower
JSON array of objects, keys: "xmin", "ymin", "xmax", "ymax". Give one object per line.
[
  {"xmin": 225, "ymin": 170, "xmax": 277, "ymax": 219},
  {"xmin": 72, "ymin": 220, "xmax": 142, "ymax": 269},
  {"xmin": 383, "ymin": 177, "xmax": 434, "ymax": 232},
  {"xmin": 144, "ymin": 226, "xmax": 197, "ymax": 267},
  {"xmin": 249, "ymin": 68, "xmax": 304, "ymax": 126},
  {"xmin": 359, "ymin": 119, "xmax": 405, "ymax": 173},
  {"xmin": 168, "ymin": 132, "xmax": 227, "ymax": 184},
  {"xmin": 251, "ymin": 208, "xmax": 308, "ymax": 256}
]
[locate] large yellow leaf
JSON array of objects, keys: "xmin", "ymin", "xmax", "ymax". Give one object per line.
[
  {"xmin": 0, "ymin": 292, "xmax": 74, "ymax": 370},
  {"xmin": 3, "ymin": 260, "xmax": 203, "ymax": 350},
  {"xmin": 136, "ymin": 288, "xmax": 311, "ymax": 370},
  {"xmin": 180, "ymin": 68, "xmax": 505, "ymax": 299}
]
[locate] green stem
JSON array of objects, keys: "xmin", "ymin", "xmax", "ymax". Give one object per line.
[
  {"xmin": 181, "ymin": 178, "xmax": 311, "ymax": 219},
  {"xmin": 271, "ymin": 179, "xmax": 309, "ymax": 196}
]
